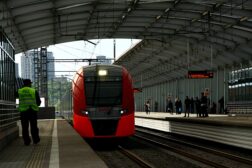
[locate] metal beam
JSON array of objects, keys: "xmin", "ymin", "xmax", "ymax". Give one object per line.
[
  {"xmin": 2, "ymin": 0, "xmax": 28, "ymax": 52},
  {"xmin": 108, "ymin": 0, "xmax": 140, "ymax": 38}
]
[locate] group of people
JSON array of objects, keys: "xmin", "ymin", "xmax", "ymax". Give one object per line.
[{"xmin": 166, "ymin": 92, "xmax": 210, "ymax": 117}]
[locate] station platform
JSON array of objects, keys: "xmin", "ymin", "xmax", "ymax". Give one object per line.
[
  {"xmin": 135, "ymin": 112, "xmax": 252, "ymax": 150},
  {"xmin": 0, "ymin": 119, "xmax": 107, "ymax": 168},
  {"xmin": 135, "ymin": 112, "xmax": 252, "ymax": 126}
]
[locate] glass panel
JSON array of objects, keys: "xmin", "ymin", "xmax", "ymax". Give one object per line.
[
  {"xmin": 0, "ymin": 30, "xmax": 17, "ymax": 129},
  {"xmin": 85, "ymin": 79, "xmax": 122, "ymax": 107}
]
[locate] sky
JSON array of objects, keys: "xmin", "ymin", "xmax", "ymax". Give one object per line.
[{"xmin": 15, "ymin": 38, "xmax": 141, "ymax": 78}]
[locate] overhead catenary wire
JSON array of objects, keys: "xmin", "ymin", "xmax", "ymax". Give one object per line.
[
  {"xmin": 59, "ymin": 43, "xmax": 100, "ymax": 57},
  {"xmin": 52, "ymin": 46, "xmax": 86, "ymax": 72}
]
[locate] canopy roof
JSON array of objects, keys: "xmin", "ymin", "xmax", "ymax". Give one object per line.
[{"xmin": 1, "ymin": 0, "xmax": 251, "ymax": 87}]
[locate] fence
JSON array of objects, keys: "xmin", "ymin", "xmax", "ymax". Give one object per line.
[
  {"xmin": 227, "ymin": 101, "xmax": 252, "ymax": 115},
  {"xmin": 0, "ymin": 100, "xmax": 19, "ymax": 131}
]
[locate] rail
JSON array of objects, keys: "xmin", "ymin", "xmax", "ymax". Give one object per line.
[
  {"xmin": 135, "ymin": 116, "xmax": 252, "ymax": 150},
  {"xmin": 136, "ymin": 128, "xmax": 252, "ymax": 165},
  {"xmin": 135, "ymin": 134, "xmax": 230, "ymax": 168},
  {"xmin": 0, "ymin": 100, "xmax": 19, "ymax": 130},
  {"xmin": 118, "ymin": 145, "xmax": 155, "ymax": 168}
]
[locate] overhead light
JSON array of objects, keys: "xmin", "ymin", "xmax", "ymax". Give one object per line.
[
  {"xmin": 240, "ymin": 16, "xmax": 247, "ymax": 22},
  {"xmin": 98, "ymin": 70, "xmax": 107, "ymax": 76},
  {"xmin": 165, "ymin": 8, "xmax": 170, "ymax": 13},
  {"xmin": 202, "ymin": 11, "xmax": 209, "ymax": 16},
  {"xmin": 156, "ymin": 15, "xmax": 161, "ymax": 20},
  {"xmin": 174, "ymin": 0, "xmax": 179, "ymax": 5},
  {"xmin": 216, "ymin": 3, "xmax": 222, "ymax": 8},
  {"xmin": 191, "ymin": 18, "xmax": 198, "ymax": 22},
  {"xmin": 57, "ymin": 3, "xmax": 89, "ymax": 11}
]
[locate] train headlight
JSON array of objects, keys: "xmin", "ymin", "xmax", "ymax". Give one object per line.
[
  {"xmin": 120, "ymin": 110, "xmax": 124, "ymax": 114},
  {"xmin": 98, "ymin": 69, "xmax": 107, "ymax": 76},
  {"xmin": 81, "ymin": 111, "xmax": 89, "ymax": 115},
  {"xmin": 120, "ymin": 109, "xmax": 128, "ymax": 115}
]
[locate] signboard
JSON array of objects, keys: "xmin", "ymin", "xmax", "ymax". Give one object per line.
[{"xmin": 188, "ymin": 70, "xmax": 213, "ymax": 79}]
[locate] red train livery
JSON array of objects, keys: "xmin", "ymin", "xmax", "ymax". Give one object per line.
[{"xmin": 72, "ymin": 64, "xmax": 135, "ymax": 138}]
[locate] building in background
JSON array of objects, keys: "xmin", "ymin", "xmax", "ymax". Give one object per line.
[
  {"xmin": 91, "ymin": 55, "xmax": 112, "ymax": 65},
  {"xmin": 47, "ymin": 52, "xmax": 55, "ymax": 80},
  {"xmin": 15, "ymin": 63, "xmax": 19, "ymax": 77},
  {"xmin": 21, "ymin": 52, "xmax": 34, "ymax": 81},
  {"xmin": 21, "ymin": 50, "xmax": 55, "ymax": 82}
]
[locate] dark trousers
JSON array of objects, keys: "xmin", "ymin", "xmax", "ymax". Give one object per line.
[
  {"xmin": 20, "ymin": 110, "xmax": 40, "ymax": 144},
  {"xmin": 184, "ymin": 107, "xmax": 190, "ymax": 117},
  {"xmin": 200, "ymin": 106, "xmax": 207, "ymax": 117}
]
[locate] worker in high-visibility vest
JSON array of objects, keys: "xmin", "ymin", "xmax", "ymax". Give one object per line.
[{"xmin": 18, "ymin": 79, "xmax": 41, "ymax": 146}]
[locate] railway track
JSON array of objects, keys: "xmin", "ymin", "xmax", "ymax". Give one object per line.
[
  {"xmin": 117, "ymin": 145, "xmax": 155, "ymax": 168},
  {"xmin": 88, "ymin": 139, "xmax": 155, "ymax": 168},
  {"xmin": 89, "ymin": 128, "xmax": 252, "ymax": 168},
  {"xmin": 135, "ymin": 128, "xmax": 252, "ymax": 168}
]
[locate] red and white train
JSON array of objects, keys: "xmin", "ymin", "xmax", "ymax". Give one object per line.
[{"xmin": 72, "ymin": 64, "xmax": 135, "ymax": 138}]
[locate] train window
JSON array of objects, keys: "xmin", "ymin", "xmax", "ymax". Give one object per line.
[{"xmin": 85, "ymin": 80, "xmax": 122, "ymax": 106}]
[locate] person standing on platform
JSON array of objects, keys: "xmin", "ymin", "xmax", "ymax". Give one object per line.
[
  {"xmin": 167, "ymin": 97, "xmax": 173, "ymax": 114},
  {"xmin": 190, "ymin": 97, "xmax": 194, "ymax": 114},
  {"xmin": 166, "ymin": 97, "xmax": 170, "ymax": 112},
  {"xmin": 195, "ymin": 96, "xmax": 200, "ymax": 117},
  {"xmin": 184, "ymin": 96, "xmax": 190, "ymax": 117},
  {"xmin": 165, "ymin": 97, "xmax": 169, "ymax": 112},
  {"xmin": 175, "ymin": 97, "xmax": 179, "ymax": 114},
  {"xmin": 168, "ymin": 98, "xmax": 173, "ymax": 114},
  {"xmin": 145, "ymin": 100, "xmax": 151, "ymax": 115},
  {"xmin": 200, "ymin": 92, "xmax": 208, "ymax": 117},
  {"xmin": 210, "ymin": 102, "xmax": 217, "ymax": 114},
  {"xmin": 176, "ymin": 98, "xmax": 182, "ymax": 114},
  {"xmin": 218, "ymin": 96, "xmax": 224, "ymax": 114},
  {"xmin": 18, "ymin": 79, "xmax": 41, "ymax": 146}
]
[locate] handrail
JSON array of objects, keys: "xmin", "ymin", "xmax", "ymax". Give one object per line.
[
  {"xmin": 226, "ymin": 102, "xmax": 252, "ymax": 114},
  {"xmin": 227, "ymin": 101, "xmax": 252, "ymax": 105},
  {"xmin": 0, "ymin": 100, "xmax": 16, "ymax": 106},
  {"xmin": 0, "ymin": 100, "xmax": 19, "ymax": 129},
  {"xmin": 0, "ymin": 112, "xmax": 19, "ymax": 116}
]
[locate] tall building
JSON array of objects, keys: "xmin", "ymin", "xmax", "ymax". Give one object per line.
[
  {"xmin": 21, "ymin": 52, "xmax": 34, "ymax": 81},
  {"xmin": 21, "ymin": 50, "xmax": 55, "ymax": 82},
  {"xmin": 47, "ymin": 52, "xmax": 55, "ymax": 80}
]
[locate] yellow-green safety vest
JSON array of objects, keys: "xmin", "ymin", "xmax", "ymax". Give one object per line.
[{"xmin": 18, "ymin": 87, "xmax": 39, "ymax": 112}]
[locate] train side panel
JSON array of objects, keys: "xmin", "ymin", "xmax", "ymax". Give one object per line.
[
  {"xmin": 72, "ymin": 68, "xmax": 89, "ymax": 135},
  {"xmin": 116, "ymin": 67, "xmax": 135, "ymax": 136}
]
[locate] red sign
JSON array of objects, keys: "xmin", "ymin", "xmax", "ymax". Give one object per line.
[{"xmin": 188, "ymin": 71, "xmax": 213, "ymax": 79}]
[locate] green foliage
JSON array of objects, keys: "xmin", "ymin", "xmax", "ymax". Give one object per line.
[{"xmin": 47, "ymin": 78, "xmax": 72, "ymax": 111}]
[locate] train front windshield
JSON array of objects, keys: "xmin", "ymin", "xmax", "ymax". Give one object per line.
[{"xmin": 85, "ymin": 76, "xmax": 122, "ymax": 107}]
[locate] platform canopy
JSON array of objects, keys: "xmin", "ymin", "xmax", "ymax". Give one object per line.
[{"xmin": 1, "ymin": 0, "xmax": 251, "ymax": 87}]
